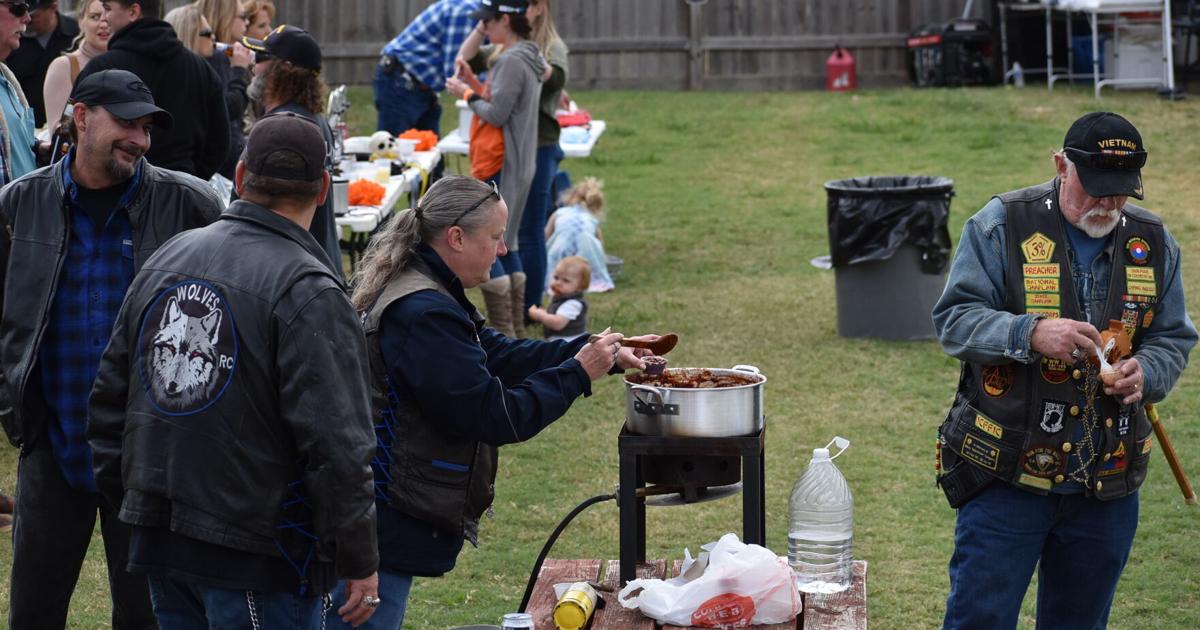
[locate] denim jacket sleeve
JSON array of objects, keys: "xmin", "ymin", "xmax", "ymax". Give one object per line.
[
  {"xmin": 1131, "ymin": 226, "xmax": 1197, "ymax": 402},
  {"xmin": 932, "ymin": 198, "xmax": 1043, "ymax": 365}
]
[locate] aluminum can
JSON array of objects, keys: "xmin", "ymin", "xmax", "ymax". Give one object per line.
[
  {"xmin": 500, "ymin": 612, "xmax": 534, "ymax": 629},
  {"xmin": 553, "ymin": 582, "xmax": 598, "ymax": 630}
]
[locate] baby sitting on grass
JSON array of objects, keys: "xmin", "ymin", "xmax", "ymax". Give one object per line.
[{"xmin": 528, "ymin": 256, "xmax": 591, "ymax": 341}]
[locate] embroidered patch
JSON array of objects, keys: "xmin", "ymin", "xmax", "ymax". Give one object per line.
[
  {"xmin": 1125, "ymin": 266, "xmax": 1156, "ymax": 297},
  {"xmin": 1040, "ymin": 400, "xmax": 1067, "ymax": 434},
  {"xmin": 1099, "ymin": 441, "xmax": 1128, "ymax": 477},
  {"xmin": 981, "ymin": 365, "xmax": 1013, "ymax": 398},
  {"xmin": 1121, "ymin": 308, "xmax": 1140, "ymax": 341},
  {"xmin": 1024, "ymin": 276, "xmax": 1060, "ymax": 293},
  {"xmin": 1022, "ymin": 233, "xmax": 1056, "ymax": 263},
  {"xmin": 975, "ymin": 414, "xmax": 1004, "ymax": 439},
  {"xmin": 1125, "ymin": 237, "xmax": 1151, "ymax": 265},
  {"xmin": 961, "ymin": 435, "xmax": 1001, "ymax": 471},
  {"xmin": 1142, "ymin": 438, "xmax": 1153, "ymax": 455},
  {"xmin": 137, "ymin": 281, "xmax": 237, "ymax": 415},
  {"xmin": 1040, "ymin": 357, "xmax": 1070, "ymax": 384},
  {"xmin": 1021, "ymin": 446, "xmax": 1064, "ymax": 478},
  {"xmin": 1143, "ymin": 309, "xmax": 1155, "ymax": 328},
  {"xmin": 1117, "ymin": 410, "xmax": 1131, "ymax": 437}
]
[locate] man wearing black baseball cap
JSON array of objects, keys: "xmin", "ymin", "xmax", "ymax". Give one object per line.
[
  {"xmin": 241, "ymin": 24, "xmax": 344, "ymax": 279},
  {"xmin": 88, "ymin": 112, "xmax": 381, "ymax": 629},
  {"xmin": 1, "ymin": 67, "xmax": 222, "ymax": 629},
  {"xmin": 932, "ymin": 112, "xmax": 1197, "ymax": 628}
]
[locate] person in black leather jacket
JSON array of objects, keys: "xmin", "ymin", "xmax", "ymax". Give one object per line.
[
  {"xmin": 88, "ymin": 113, "xmax": 380, "ymax": 629},
  {"xmin": 78, "ymin": 0, "xmax": 229, "ymax": 180},
  {"xmin": 332, "ymin": 175, "xmax": 654, "ymax": 628},
  {"xmin": 0, "ymin": 68, "xmax": 221, "ymax": 629}
]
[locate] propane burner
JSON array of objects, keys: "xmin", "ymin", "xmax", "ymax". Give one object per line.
[{"xmin": 617, "ymin": 425, "xmax": 767, "ymax": 585}]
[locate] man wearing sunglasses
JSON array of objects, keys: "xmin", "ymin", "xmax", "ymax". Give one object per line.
[
  {"xmin": 0, "ymin": 0, "xmax": 38, "ymax": 185},
  {"xmin": 932, "ymin": 112, "xmax": 1197, "ymax": 629},
  {"xmin": 7, "ymin": 1, "xmax": 79, "ymax": 127},
  {"xmin": 76, "ymin": 0, "xmax": 228, "ymax": 180}
]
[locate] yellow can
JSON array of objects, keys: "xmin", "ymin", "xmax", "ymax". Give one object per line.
[{"xmin": 553, "ymin": 581, "xmax": 598, "ymax": 630}]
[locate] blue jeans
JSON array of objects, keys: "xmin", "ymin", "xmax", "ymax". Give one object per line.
[
  {"xmin": 373, "ymin": 64, "xmax": 441, "ymax": 136},
  {"xmin": 483, "ymin": 172, "xmax": 523, "ymax": 279},
  {"xmin": 327, "ymin": 571, "xmax": 413, "ymax": 629},
  {"xmin": 943, "ymin": 483, "xmax": 1139, "ymax": 630},
  {"xmin": 518, "ymin": 144, "xmax": 565, "ymax": 308},
  {"xmin": 147, "ymin": 576, "xmax": 325, "ymax": 629}
]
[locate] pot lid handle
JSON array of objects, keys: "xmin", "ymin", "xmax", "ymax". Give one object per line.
[{"xmin": 731, "ymin": 364, "xmax": 760, "ymax": 374}]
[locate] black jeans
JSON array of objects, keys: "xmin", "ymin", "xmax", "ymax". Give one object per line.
[{"xmin": 8, "ymin": 438, "xmax": 156, "ymax": 629}]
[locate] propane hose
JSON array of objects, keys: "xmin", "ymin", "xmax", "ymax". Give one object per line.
[{"xmin": 518, "ymin": 492, "xmax": 616, "ymax": 613}]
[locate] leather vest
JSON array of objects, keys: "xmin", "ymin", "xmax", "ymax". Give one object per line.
[
  {"xmin": 941, "ymin": 180, "xmax": 1162, "ymax": 502},
  {"xmin": 362, "ymin": 260, "xmax": 497, "ymax": 545}
]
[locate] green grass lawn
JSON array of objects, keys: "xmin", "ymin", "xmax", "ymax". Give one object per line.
[{"xmin": 4, "ymin": 85, "xmax": 1200, "ymax": 628}]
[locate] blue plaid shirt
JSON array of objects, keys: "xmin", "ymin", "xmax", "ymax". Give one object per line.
[
  {"xmin": 381, "ymin": 0, "xmax": 477, "ymax": 91},
  {"xmin": 39, "ymin": 151, "xmax": 140, "ymax": 492}
]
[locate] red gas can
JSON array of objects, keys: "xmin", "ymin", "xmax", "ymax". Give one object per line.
[{"xmin": 826, "ymin": 46, "xmax": 856, "ymax": 92}]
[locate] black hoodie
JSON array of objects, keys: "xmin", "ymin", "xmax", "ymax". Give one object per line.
[{"xmin": 78, "ymin": 20, "xmax": 230, "ymax": 181}]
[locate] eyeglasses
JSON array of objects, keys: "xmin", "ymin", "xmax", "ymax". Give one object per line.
[
  {"xmin": 451, "ymin": 181, "xmax": 500, "ymax": 227},
  {"xmin": 1064, "ymin": 147, "xmax": 1147, "ymax": 171},
  {"xmin": 199, "ymin": 28, "xmax": 215, "ymax": 38},
  {"xmin": 0, "ymin": 2, "xmax": 30, "ymax": 17}
]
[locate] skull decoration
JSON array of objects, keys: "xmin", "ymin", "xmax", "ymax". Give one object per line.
[{"xmin": 368, "ymin": 130, "xmax": 398, "ymax": 158}]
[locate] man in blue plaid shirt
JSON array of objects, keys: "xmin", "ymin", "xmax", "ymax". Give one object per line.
[
  {"xmin": 376, "ymin": 0, "xmax": 476, "ymax": 135},
  {"xmin": 0, "ymin": 69, "xmax": 222, "ymax": 628}
]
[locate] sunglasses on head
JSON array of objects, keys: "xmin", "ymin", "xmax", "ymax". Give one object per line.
[
  {"xmin": 451, "ymin": 181, "xmax": 501, "ymax": 227},
  {"xmin": 1064, "ymin": 146, "xmax": 1148, "ymax": 171},
  {"xmin": 0, "ymin": 2, "xmax": 30, "ymax": 17}
]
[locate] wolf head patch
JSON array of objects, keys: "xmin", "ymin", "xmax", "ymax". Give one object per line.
[{"xmin": 137, "ymin": 281, "xmax": 237, "ymax": 415}]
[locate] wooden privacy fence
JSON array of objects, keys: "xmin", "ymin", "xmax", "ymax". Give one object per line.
[{"xmin": 185, "ymin": 0, "xmax": 992, "ymax": 90}]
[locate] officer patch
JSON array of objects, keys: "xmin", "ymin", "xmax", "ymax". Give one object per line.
[
  {"xmin": 1040, "ymin": 357, "xmax": 1070, "ymax": 384},
  {"xmin": 138, "ymin": 281, "xmax": 237, "ymax": 415},
  {"xmin": 1125, "ymin": 237, "xmax": 1151, "ymax": 265},
  {"xmin": 981, "ymin": 365, "xmax": 1013, "ymax": 398},
  {"xmin": 1021, "ymin": 446, "xmax": 1064, "ymax": 478},
  {"xmin": 1040, "ymin": 400, "xmax": 1066, "ymax": 434}
]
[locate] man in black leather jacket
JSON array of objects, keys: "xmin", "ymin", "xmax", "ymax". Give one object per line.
[
  {"xmin": 88, "ymin": 113, "xmax": 380, "ymax": 628},
  {"xmin": 0, "ymin": 69, "xmax": 221, "ymax": 629}
]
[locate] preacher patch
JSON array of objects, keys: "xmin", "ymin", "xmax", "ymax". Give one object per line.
[{"xmin": 138, "ymin": 281, "xmax": 237, "ymax": 415}]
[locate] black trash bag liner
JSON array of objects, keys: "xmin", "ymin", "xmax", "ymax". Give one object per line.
[{"xmin": 825, "ymin": 175, "xmax": 953, "ymax": 274}]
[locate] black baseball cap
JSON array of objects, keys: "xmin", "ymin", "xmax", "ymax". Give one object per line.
[
  {"xmin": 1062, "ymin": 111, "xmax": 1147, "ymax": 200},
  {"xmin": 469, "ymin": 0, "xmax": 528, "ymax": 21},
  {"xmin": 242, "ymin": 25, "xmax": 322, "ymax": 72},
  {"xmin": 243, "ymin": 112, "xmax": 326, "ymax": 181},
  {"xmin": 69, "ymin": 69, "xmax": 173, "ymax": 129}
]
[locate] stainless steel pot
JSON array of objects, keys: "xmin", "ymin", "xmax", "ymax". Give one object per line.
[{"xmin": 624, "ymin": 365, "xmax": 765, "ymax": 437}]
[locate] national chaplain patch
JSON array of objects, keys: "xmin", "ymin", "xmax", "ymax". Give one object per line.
[
  {"xmin": 137, "ymin": 280, "xmax": 237, "ymax": 415},
  {"xmin": 1125, "ymin": 237, "xmax": 1151, "ymax": 265}
]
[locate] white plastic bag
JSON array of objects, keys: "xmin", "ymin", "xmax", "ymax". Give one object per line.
[{"xmin": 617, "ymin": 533, "xmax": 801, "ymax": 628}]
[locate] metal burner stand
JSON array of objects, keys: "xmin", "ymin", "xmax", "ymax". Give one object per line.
[{"xmin": 617, "ymin": 425, "xmax": 767, "ymax": 585}]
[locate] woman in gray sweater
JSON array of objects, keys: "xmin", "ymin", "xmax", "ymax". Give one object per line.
[{"xmin": 447, "ymin": 0, "xmax": 546, "ymax": 338}]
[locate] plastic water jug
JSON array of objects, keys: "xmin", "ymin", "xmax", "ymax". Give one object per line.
[{"xmin": 788, "ymin": 437, "xmax": 853, "ymax": 594}]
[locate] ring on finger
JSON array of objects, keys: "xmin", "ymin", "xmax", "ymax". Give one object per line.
[{"xmin": 361, "ymin": 595, "xmax": 381, "ymax": 608}]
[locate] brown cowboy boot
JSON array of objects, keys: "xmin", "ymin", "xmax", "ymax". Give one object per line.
[{"xmin": 479, "ymin": 275, "xmax": 514, "ymax": 337}]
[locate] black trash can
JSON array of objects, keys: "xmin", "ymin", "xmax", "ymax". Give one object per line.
[{"xmin": 825, "ymin": 176, "xmax": 953, "ymax": 340}]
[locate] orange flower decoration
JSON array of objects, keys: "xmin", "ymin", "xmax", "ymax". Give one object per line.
[
  {"xmin": 349, "ymin": 179, "xmax": 387, "ymax": 206},
  {"xmin": 399, "ymin": 129, "xmax": 439, "ymax": 152}
]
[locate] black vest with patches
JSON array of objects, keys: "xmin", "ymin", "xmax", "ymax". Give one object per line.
[
  {"xmin": 362, "ymin": 260, "xmax": 497, "ymax": 546},
  {"xmin": 940, "ymin": 180, "xmax": 1163, "ymax": 503}
]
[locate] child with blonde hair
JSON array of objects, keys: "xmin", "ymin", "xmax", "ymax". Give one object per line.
[
  {"xmin": 544, "ymin": 177, "xmax": 614, "ymax": 293},
  {"xmin": 528, "ymin": 256, "xmax": 591, "ymax": 340}
]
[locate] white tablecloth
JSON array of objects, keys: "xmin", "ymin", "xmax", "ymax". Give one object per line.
[
  {"xmin": 435, "ymin": 120, "xmax": 607, "ymax": 159},
  {"xmin": 335, "ymin": 148, "xmax": 441, "ymax": 235}
]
